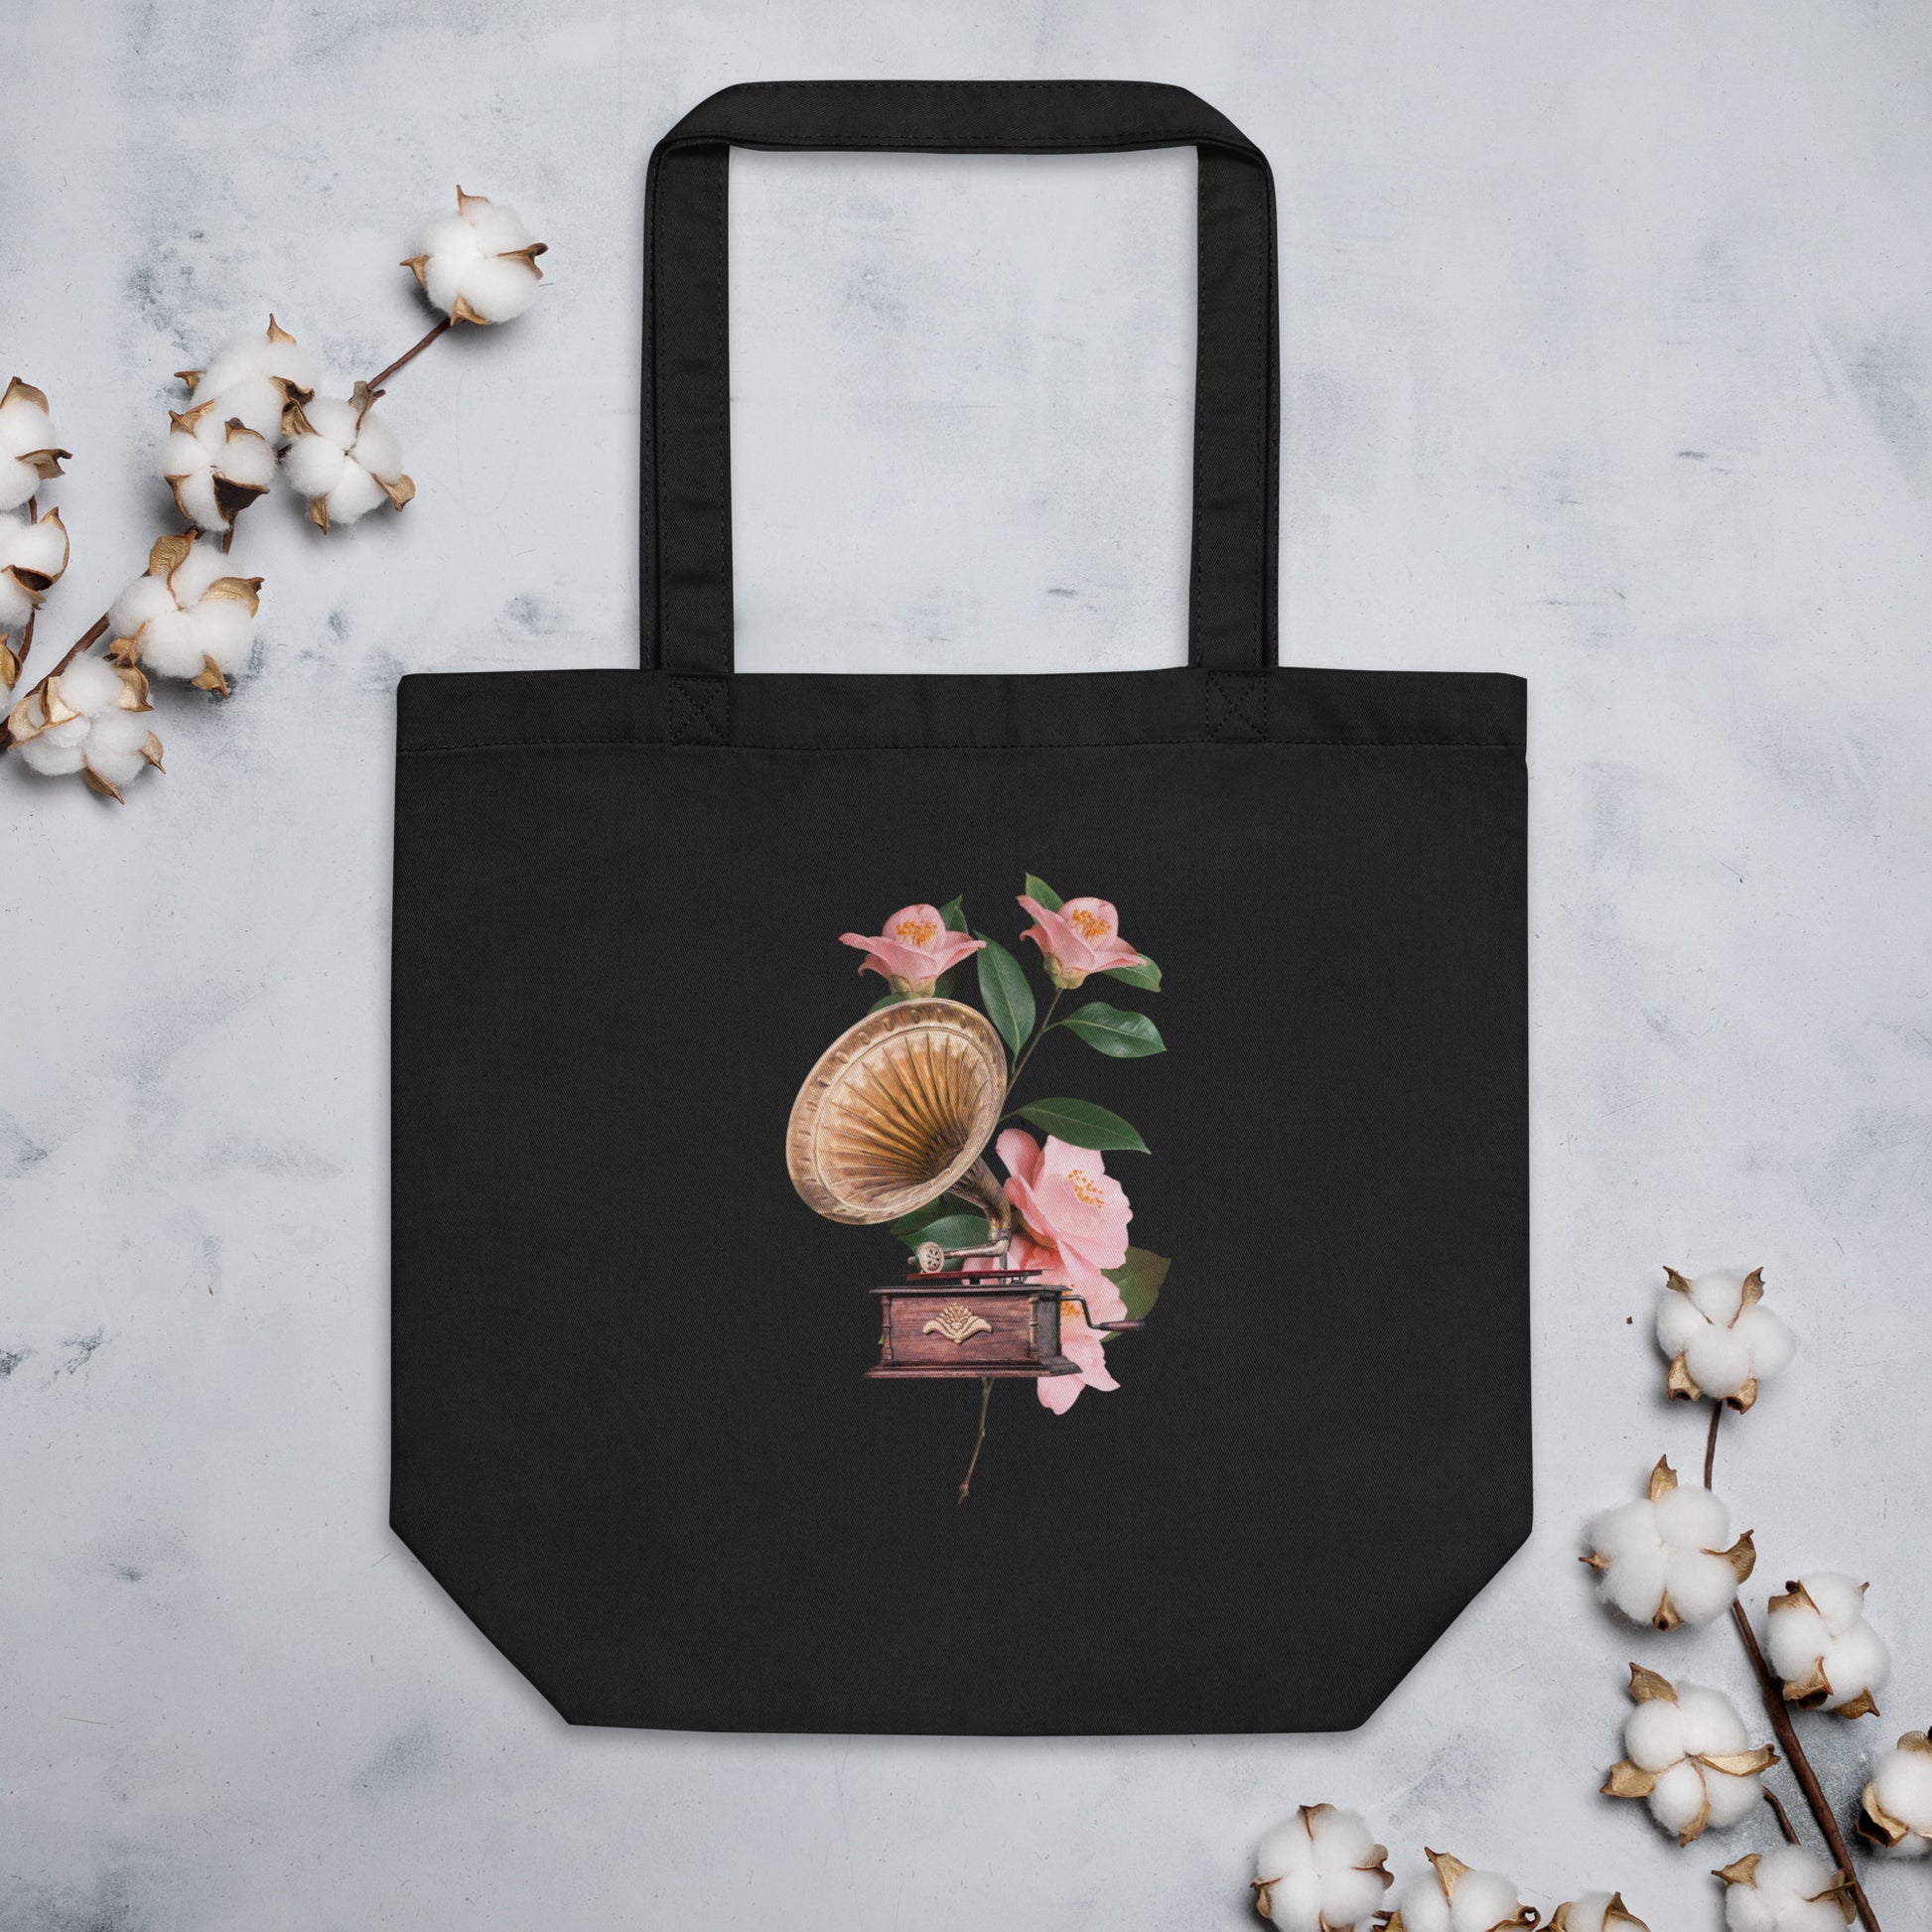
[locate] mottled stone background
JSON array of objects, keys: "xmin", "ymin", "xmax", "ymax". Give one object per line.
[{"xmin": 6, "ymin": 2, "xmax": 1932, "ymax": 1927}]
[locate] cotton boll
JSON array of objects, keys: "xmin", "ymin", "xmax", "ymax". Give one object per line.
[
  {"xmin": 1768, "ymin": 1574, "xmax": 1888, "ymax": 1714},
  {"xmin": 1862, "ymin": 1731, "xmax": 1932, "ymax": 1855},
  {"xmin": 0, "ymin": 378, "xmax": 69, "ymax": 510},
  {"xmin": 282, "ymin": 388, "xmax": 413, "ymax": 531},
  {"xmin": 5, "ymin": 654, "xmax": 162, "ymax": 797},
  {"xmin": 1718, "ymin": 1846, "xmax": 1852, "ymax": 1931},
  {"xmin": 0, "ymin": 506, "xmax": 70, "ymax": 628},
  {"xmin": 1383, "ymin": 1853, "xmax": 1531, "ymax": 1932},
  {"xmin": 187, "ymin": 318, "xmax": 319, "ymax": 441},
  {"xmin": 1585, "ymin": 1460, "xmax": 1752, "ymax": 1628},
  {"xmin": 405, "ymin": 188, "xmax": 548, "ymax": 325},
  {"xmin": 1251, "ymin": 1805, "xmax": 1392, "ymax": 1929},
  {"xmin": 105, "ymin": 532, "xmax": 262, "ymax": 691},
  {"xmin": 1605, "ymin": 1668, "xmax": 1774, "ymax": 1847},
  {"xmin": 1657, "ymin": 1267, "xmax": 1795, "ymax": 1409},
  {"xmin": 159, "ymin": 408, "xmax": 277, "ymax": 534}
]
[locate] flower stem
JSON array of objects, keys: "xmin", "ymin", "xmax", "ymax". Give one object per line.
[
  {"xmin": 1005, "ymin": 989, "xmax": 1062, "ymax": 1097},
  {"xmin": 956, "ymin": 1376, "xmax": 993, "ymax": 1505},
  {"xmin": 366, "ymin": 316, "xmax": 452, "ymax": 393},
  {"xmin": 1708, "ymin": 1399, "xmax": 1883, "ymax": 1931}
]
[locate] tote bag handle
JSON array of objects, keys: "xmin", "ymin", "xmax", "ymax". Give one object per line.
[{"xmin": 642, "ymin": 80, "xmax": 1279, "ymax": 677}]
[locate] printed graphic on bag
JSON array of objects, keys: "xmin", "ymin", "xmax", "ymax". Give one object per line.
[{"xmin": 784, "ymin": 879, "xmax": 1171, "ymax": 1498}]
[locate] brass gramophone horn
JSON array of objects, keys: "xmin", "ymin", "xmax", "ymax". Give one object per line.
[{"xmin": 786, "ymin": 998, "xmax": 1012, "ymax": 1258}]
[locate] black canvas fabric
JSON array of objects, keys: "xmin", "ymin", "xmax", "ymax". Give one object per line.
[{"xmin": 390, "ymin": 80, "xmax": 1530, "ymax": 1735}]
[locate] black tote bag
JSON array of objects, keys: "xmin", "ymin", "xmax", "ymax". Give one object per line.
[{"xmin": 391, "ymin": 80, "xmax": 1529, "ymax": 1735}]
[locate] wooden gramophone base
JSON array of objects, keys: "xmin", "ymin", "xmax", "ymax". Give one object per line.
[{"xmin": 868, "ymin": 1276, "xmax": 1079, "ymax": 1379}]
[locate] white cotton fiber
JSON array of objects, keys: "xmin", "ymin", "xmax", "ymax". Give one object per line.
[
  {"xmin": 281, "ymin": 427, "xmax": 346, "ymax": 497},
  {"xmin": 1446, "ymin": 1870, "xmax": 1521, "ymax": 1930},
  {"xmin": 283, "ymin": 394, "xmax": 408, "ymax": 527},
  {"xmin": 1722, "ymin": 1845, "xmax": 1844, "ymax": 1931},
  {"xmin": 1872, "ymin": 1740, "xmax": 1932, "ymax": 1855},
  {"xmin": 348, "ymin": 410, "xmax": 403, "ymax": 480},
  {"xmin": 1663, "ymin": 1548, "xmax": 1743, "ymax": 1625},
  {"xmin": 1768, "ymin": 1573, "xmax": 1888, "ymax": 1709},
  {"xmin": 0, "ymin": 512, "xmax": 67, "ymax": 579},
  {"xmin": 57, "ymin": 651, "xmax": 124, "ymax": 713},
  {"xmin": 1645, "ymin": 1753, "xmax": 1710, "ymax": 1836},
  {"xmin": 1652, "ymin": 1482, "xmax": 1728, "ymax": 1550},
  {"xmin": 1657, "ymin": 1269, "xmax": 1796, "ymax": 1402},
  {"xmin": 1623, "ymin": 1697, "xmax": 1689, "ymax": 1771},
  {"xmin": 413, "ymin": 192, "xmax": 545, "ymax": 324},
  {"xmin": 1683, "ymin": 1323, "xmax": 1753, "ymax": 1398},
  {"xmin": 1252, "ymin": 1806, "xmax": 1388, "ymax": 1930},
  {"xmin": 0, "ymin": 389, "xmax": 62, "ymax": 510},
  {"xmin": 322, "ymin": 458, "xmax": 389, "ymax": 524},
  {"xmin": 16, "ymin": 730, "xmax": 84, "ymax": 775},
  {"xmin": 1391, "ymin": 1876, "xmax": 1451, "ymax": 1932},
  {"xmin": 195, "ymin": 324, "xmax": 319, "ymax": 440}
]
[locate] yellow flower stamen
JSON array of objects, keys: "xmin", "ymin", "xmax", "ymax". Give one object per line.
[
  {"xmin": 893, "ymin": 915, "xmax": 940, "ymax": 947},
  {"xmin": 1066, "ymin": 906, "xmax": 1111, "ymax": 941}
]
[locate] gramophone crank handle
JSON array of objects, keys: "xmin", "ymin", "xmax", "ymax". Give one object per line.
[{"xmin": 1059, "ymin": 1296, "xmax": 1145, "ymax": 1333}]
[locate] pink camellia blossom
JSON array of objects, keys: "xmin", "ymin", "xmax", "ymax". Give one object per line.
[
  {"xmin": 839, "ymin": 903, "xmax": 985, "ymax": 996},
  {"xmin": 998, "ymin": 1129, "xmax": 1132, "ymax": 1290},
  {"xmin": 1017, "ymin": 894, "xmax": 1142, "ymax": 989},
  {"xmin": 999, "ymin": 1132, "xmax": 1136, "ymax": 1417},
  {"xmin": 1007, "ymin": 1222, "xmax": 1128, "ymax": 1415}
]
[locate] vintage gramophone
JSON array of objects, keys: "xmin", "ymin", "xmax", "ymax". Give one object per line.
[{"xmin": 785, "ymin": 999, "xmax": 1142, "ymax": 1378}]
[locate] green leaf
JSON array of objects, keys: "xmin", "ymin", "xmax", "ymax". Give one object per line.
[
  {"xmin": 933, "ymin": 970, "xmax": 958, "ymax": 1000},
  {"xmin": 890, "ymin": 1200, "xmax": 958, "ymax": 1241},
  {"xmin": 894, "ymin": 1212, "xmax": 991, "ymax": 1255},
  {"xmin": 937, "ymin": 896, "xmax": 968, "ymax": 934},
  {"xmin": 1060, "ymin": 1001, "xmax": 1166, "ymax": 1058},
  {"xmin": 1104, "ymin": 1248, "xmax": 1170, "ymax": 1321},
  {"xmin": 1014, "ymin": 1097, "xmax": 1150, "ymax": 1155},
  {"xmin": 975, "ymin": 932, "xmax": 1035, "ymax": 1057},
  {"xmin": 1023, "ymin": 874, "xmax": 1063, "ymax": 911},
  {"xmin": 868, "ymin": 992, "xmax": 910, "ymax": 1013},
  {"xmin": 1103, "ymin": 951, "xmax": 1162, "ymax": 993}
]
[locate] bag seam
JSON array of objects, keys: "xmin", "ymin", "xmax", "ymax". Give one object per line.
[{"xmin": 397, "ymin": 738, "xmax": 1523, "ymax": 757}]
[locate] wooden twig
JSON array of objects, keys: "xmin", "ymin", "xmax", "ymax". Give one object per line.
[
  {"xmin": 367, "ymin": 316, "xmax": 451, "ymax": 393},
  {"xmin": 1708, "ymin": 1400, "xmax": 1882, "ymax": 1931},
  {"xmin": 957, "ymin": 1376, "xmax": 993, "ymax": 1505}
]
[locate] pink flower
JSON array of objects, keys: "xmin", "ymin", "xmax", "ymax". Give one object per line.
[
  {"xmin": 1008, "ymin": 1226, "xmax": 1127, "ymax": 1414},
  {"xmin": 997, "ymin": 1129, "xmax": 1132, "ymax": 1291},
  {"xmin": 1043, "ymin": 1295, "xmax": 1121, "ymax": 1414},
  {"xmin": 1000, "ymin": 1131, "xmax": 1134, "ymax": 1415},
  {"xmin": 839, "ymin": 902, "xmax": 985, "ymax": 996},
  {"xmin": 1017, "ymin": 895, "xmax": 1142, "ymax": 989}
]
